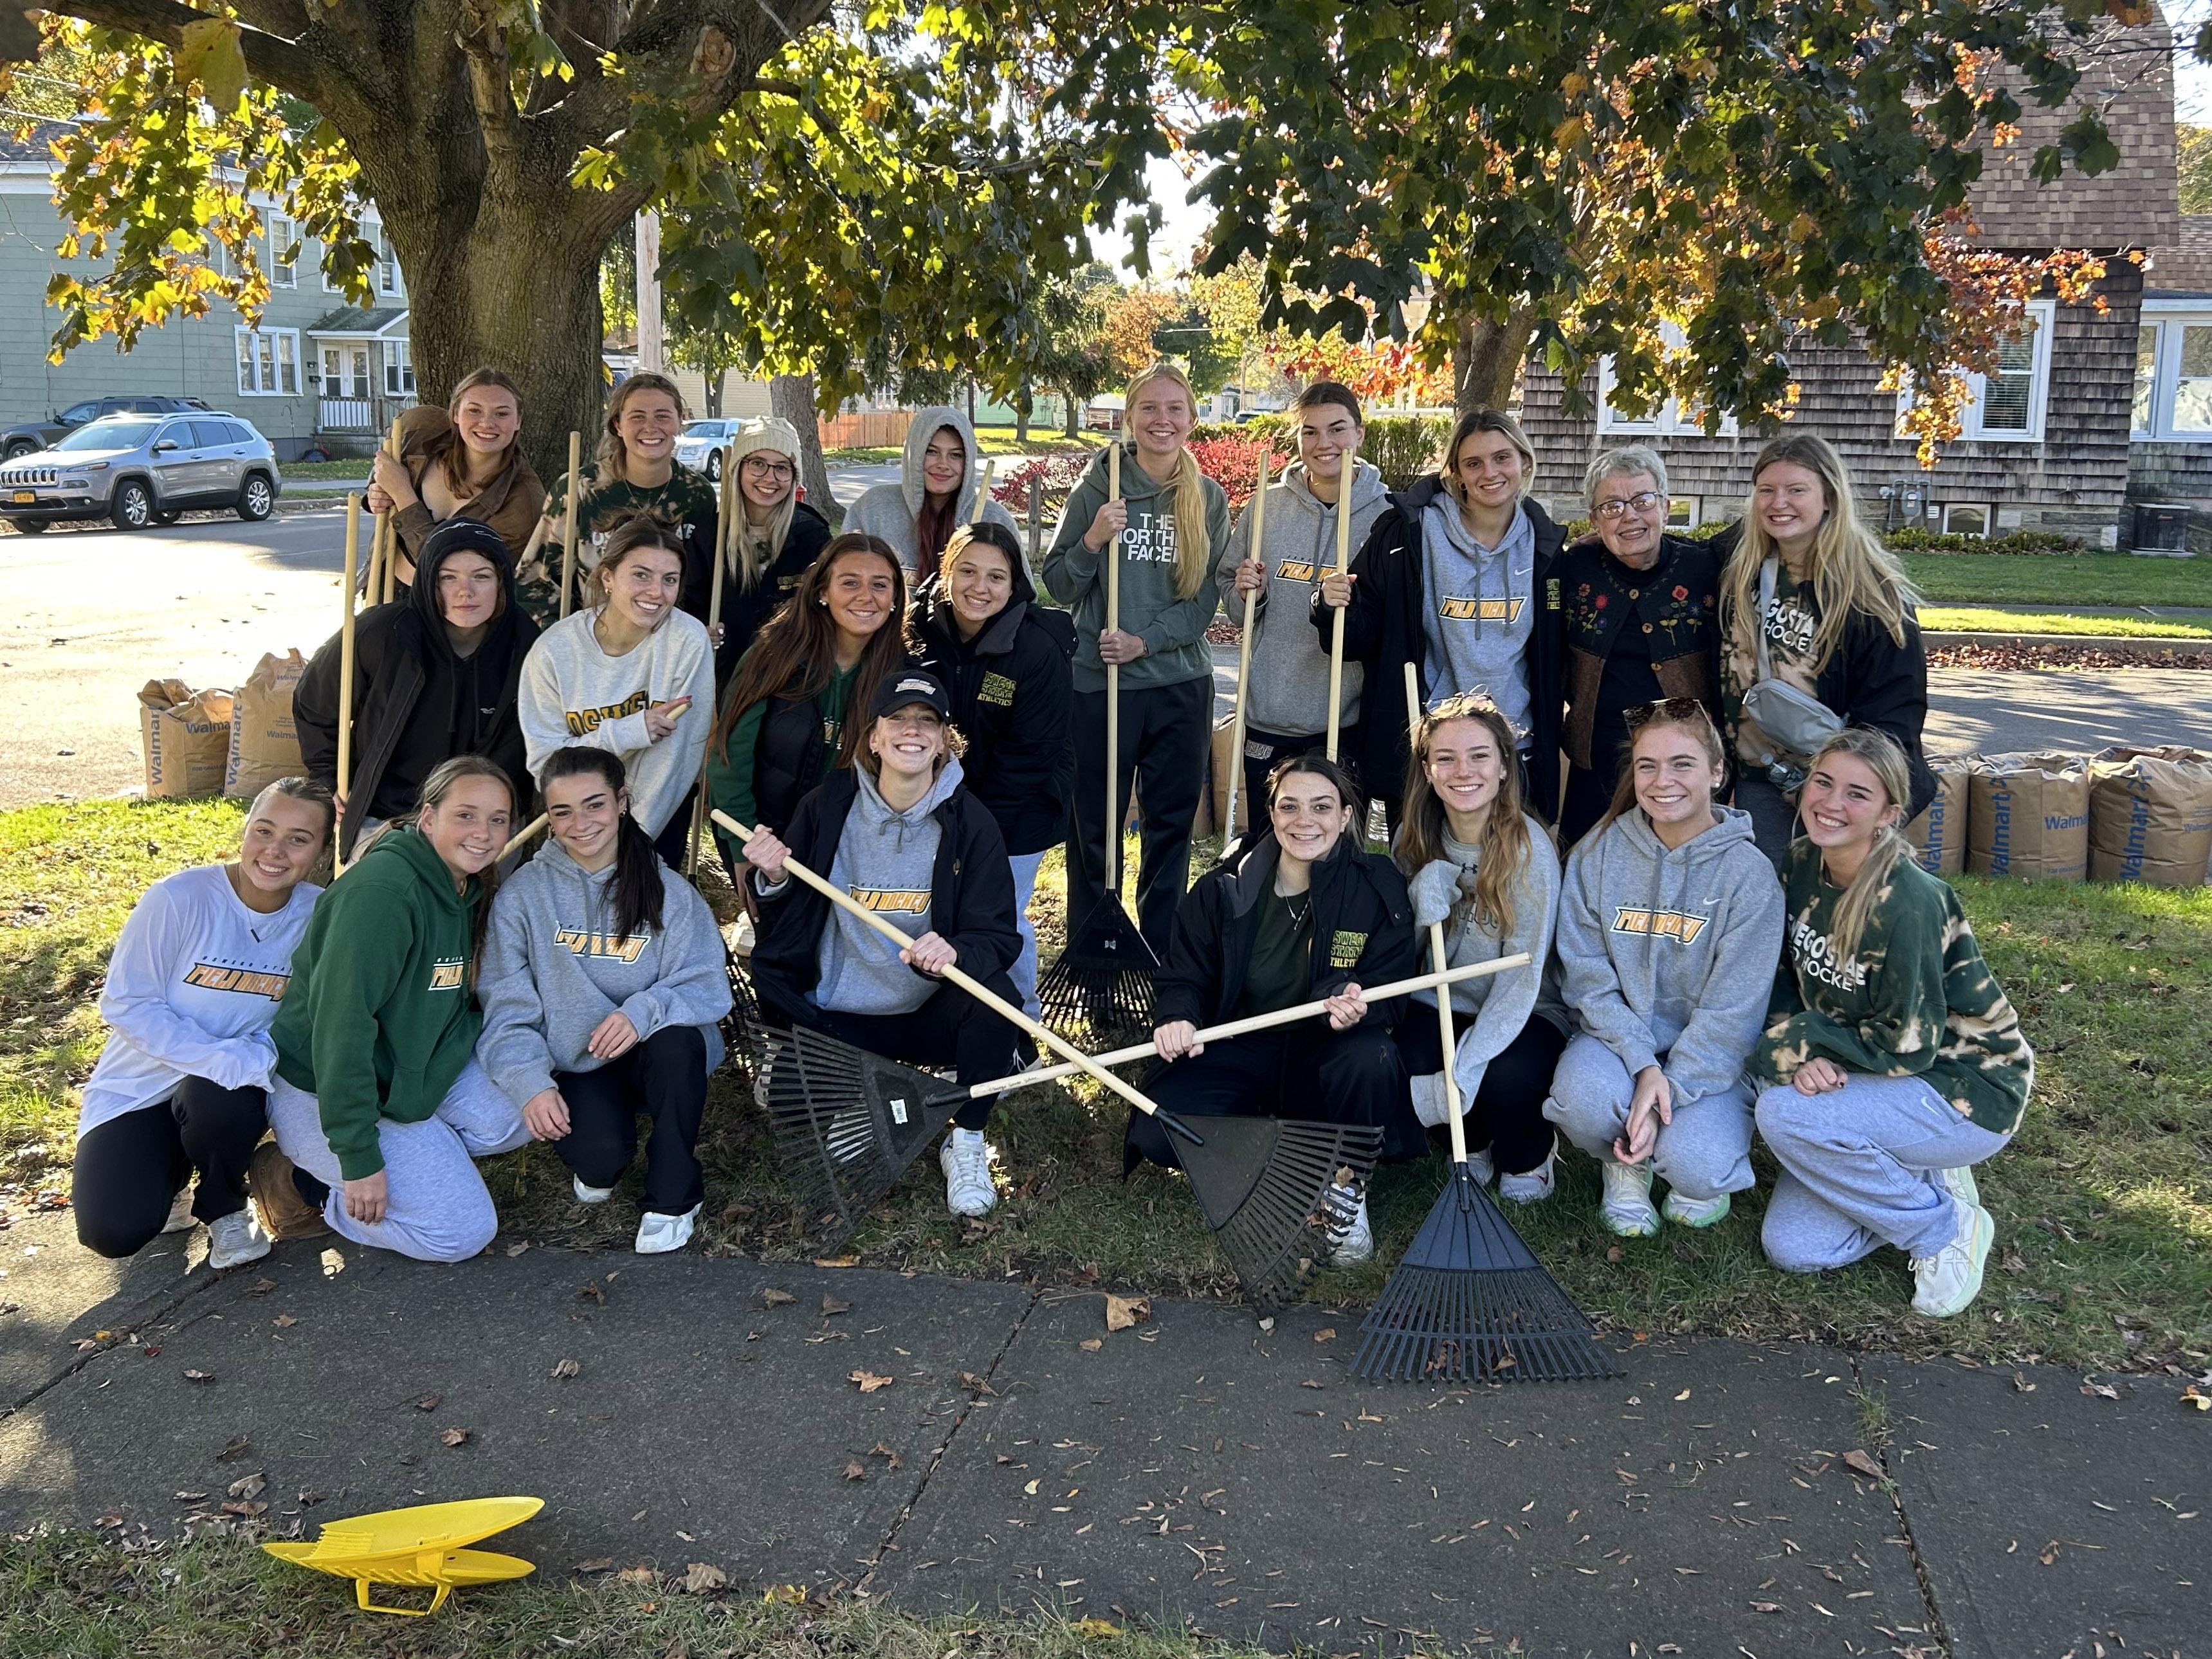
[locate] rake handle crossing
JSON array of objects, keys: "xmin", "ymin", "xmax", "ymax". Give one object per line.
[
  {"xmin": 1403, "ymin": 660, "xmax": 1472, "ymax": 1169},
  {"xmin": 711, "ymin": 810, "xmax": 1185, "ymax": 1133},
  {"xmin": 958, "ymin": 953, "xmax": 1531, "ymax": 1100},
  {"xmin": 1325, "ymin": 460, "xmax": 1355, "ymax": 760},
  {"xmin": 1223, "ymin": 451, "xmax": 1270, "ymax": 842}
]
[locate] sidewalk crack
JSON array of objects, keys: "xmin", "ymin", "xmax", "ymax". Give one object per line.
[
  {"xmin": 1, "ymin": 1269, "xmax": 224, "ymax": 1421},
  {"xmin": 1851, "ymin": 1354, "xmax": 1955, "ymax": 1659}
]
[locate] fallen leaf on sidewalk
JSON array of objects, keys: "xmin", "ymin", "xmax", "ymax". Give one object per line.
[
  {"xmin": 1105, "ymin": 1294, "xmax": 1149, "ymax": 1331},
  {"xmin": 221, "ymin": 1500, "xmax": 266, "ymax": 1518},
  {"xmin": 174, "ymin": 1491, "xmax": 207, "ymax": 1502},
  {"xmin": 821, "ymin": 1293, "xmax": 852, "ymax": 1318},
  {"xmin": 214, "ymin": 1436, "xmax": 251, "ymax": 1462},
  {"xmin": 1842, "ymin": 1449, "xmax": 1883, "ymax": 1480},
  {"xmin": 580, "ymin": 1280, "xmax": 605, "ymax": 1304},
  {"xmin": 551, "ymin": 1359, "xmax": 580, "ymax": 1380},
  {"xmin": 273, "ymin": 1314, "xmax": 297, "ymax": 1328},
  {"xmin": 574, "ymin": 1557, "xmax": 614, "ymax": 1574},
  {"xmin": 226, "ymin": 1473, "xmax": 265, "ymax": 1501},
  {"xmin": 849, "ymin": 1369, "xmax": 893, "ymax": 1393},
  {"xmin": 2181, "ymin": 1385, "xmax": 2211, "ymax": 1411},
  {"xmin": 842, "ymin": 1460, "xmax": 866, "ymax": 1482},
  {"xmin": 247, "ymin": 1278, "xmax": 276, "ymax": 1296},
  {"xmin": 2013, "ymin": 1373, "xmax": 2036, "ymax": 1393},
  {"xmin": 1313, "ymin": 1328, "xmax": 1336, "ymax": 1344},
  {"xmin": 869, "ymin": 1440, "xmax": 904, "ymax": 1470},
  {"xmin": 618, "ymin": 1565, "xmax": 657, "ymax": 1586},
  {"xmin": 414, "ymin": 1393, "xmax": 441, "ymax": 1411},
  {"xmin": 2081, "ymin": 1381, "xmax": 2121, "ymax": 1400},
  {"xmin": 681, "ymin": 1562, "xmax": 727, "ymax": 1593},
  {"xmin": 956, "ymin": 1372, "xmax": 998, "ymax": 1395},
  {"xmin": 183, "ymin": 1369, "xmax": 214, "ymax": 1384},
  {"xmin": 813, "ymin": 1254, "xmax": 859, "ymax": 1268},
  {"xmin": 760, "ymin": 1288, "xmax": 796, "ymax": 1308},
  {"xmin": 505, "ymin": 1242, "xmax": 529, "ymax": 1258},
  {"xmin": 1077, "ymin": 1338, "xmax": 1102, "ymax": 1352},
  {"xmin": 441, "ymin": 1427, "xmax": 470, "ymax": 1447}
]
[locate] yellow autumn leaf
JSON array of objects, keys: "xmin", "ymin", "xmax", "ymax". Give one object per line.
[{"xmin": 176, "ymin": 17, "xmax": 249, "ymax": 111}]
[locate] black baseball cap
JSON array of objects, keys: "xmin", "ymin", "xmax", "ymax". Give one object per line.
[{"xmin": 869, "ymin": 669, "xmax": 952, "ymax": 723}]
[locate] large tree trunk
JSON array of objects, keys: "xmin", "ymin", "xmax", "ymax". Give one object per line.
[
  {"xmin": 1451, "ymin": 311, "xmax": 1537, "ymax": 416},
  {"xmin": 1060, "ymin": 385, "xmax": 1083, "ymax": 437},
  {"xmin": 771, "ymin": 373, "xmax": 837, "ymax": 523},
  {"xmin": 704, "ymin": 371, "xmax": 725, "ymax": 419}
]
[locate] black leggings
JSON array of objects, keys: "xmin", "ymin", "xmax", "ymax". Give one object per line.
[
  {"xmin": 71, "ymin": 1079, "xmax": 268, "ymax": 1259},
  {"xmin": 1125, "ymin": 1024, "xmax": 1405, "ymax": 1171},
  {"xmin": 1394, "ymin": 1010, "xmax": 1566, "ymax": 1175},
  {"xmin": 758, "ymin": 976, "xmax": 1027, "ymax": 1132},
  {"xmin": 551, "ymin": 1025, "xmax": 710, "ymax": 1216},
  {"xmin": 1067, "ymin": 678, "xmax": 1211, "ymax": 956}
]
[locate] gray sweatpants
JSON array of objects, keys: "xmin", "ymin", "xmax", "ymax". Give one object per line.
[
  {"xmin": 1754, "ymin": 1072, "xmax": 2009, "ymax": 1270},
  {"xmin": 269, "ymin": 1060, "xmax": 531, "ymax": 1263},
  {"xmin": 1541, "ymin": 1033, "xmax": 1755, "ymax": 1201}
]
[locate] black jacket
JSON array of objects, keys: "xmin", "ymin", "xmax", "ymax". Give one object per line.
[
  {"xmin": 1155, "ymin": 831, "xmax": 1418, "ymax": 1033},
  {"xmin": 717, "ymin": 500, "xmax": 832, "ymax": 686},
  {"xmin": 296, "ymin": 520, "xmax": 538, "ymax": 861},
  {"xmin": 908, "ymin": 559, "xmax": 1077, "ymax": 856},
  {"xmin": 747, "ymin": 766, "xmax": 1022, "ymax": 1014},
  {"xmin": 1311, "ymin": 476, "xmax": 1566, "ymax": 820},
  {"xmin": 1555, "ymin": 531, "xmax": 1723, "ymax": 773}
]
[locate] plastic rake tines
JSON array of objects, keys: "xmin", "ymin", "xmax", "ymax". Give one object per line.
[
  {"xmin": 722, "ymin": 952, "xmax": 766, "ymax": 1071},
  {"xmin": 1353, "ymin": 1166, "xmax": 1622, "ymax": 1384},
  {"xmin": 1036, "ymin": 896, "xmax": 1161, "ymax": 1051},
  {"xmin": 1176, "ymin": 1115, "xmax": 1386, "ymax": 1313}
]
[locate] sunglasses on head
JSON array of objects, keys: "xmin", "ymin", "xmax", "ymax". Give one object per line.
[{"xmin": 1622, "ymin": 696, "xmax": 1710, "ymax": 731}]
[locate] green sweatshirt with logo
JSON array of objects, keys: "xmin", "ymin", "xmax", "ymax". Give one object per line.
[
  {"xmin": 271, "ymin": 826, "xmax": 485, "ymax": 1179},
  {"xmin": 1753, "ymin": 839, "xmax": 2033, "ymax": 1136}
]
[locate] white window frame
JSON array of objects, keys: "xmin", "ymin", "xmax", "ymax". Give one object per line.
[
  {"xmin": 1665, "ymin": 494, "xmax": 1701, "ymax": 529},
  {"xmin": 384, "ymin": 338, "xmax": 416, "ymax": 396},
  {"xmin": 234, "ymin": 326, "xmax": 302, "ymax": 397},
  {"xmin": 1596, "ymin": 323, "xmax": 1741, "ymax": 438},
  {"xmin": 267, "ymin": 213, "xmax": 296, "ymax": 289},
  {"xmin": 371, "ymin": 223, "xmax": 402, "ymax": 298},
  {"xmin": 1897, "ymin": 298, "xmax": 2054, "ymax": 444},
  {"xmin": 1941, "ymin": 502, "xmax": 1993, "ymax": 536},
  {"xmin": 2131, "ymin": 303, "xmax": 2212, "ymax": 442}
]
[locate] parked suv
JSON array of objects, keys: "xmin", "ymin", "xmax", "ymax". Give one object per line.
[
  {"xmin": 1, "ymin": 412, "xmax": 279, "ymax": 533},
  {"xmin": 0, "ymin": 395, "xmax": 213, "ymax": 460}
]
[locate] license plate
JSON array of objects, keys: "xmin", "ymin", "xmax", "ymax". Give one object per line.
[{"xmin": 10, "ymin": 491, "xmax": 32, "ymax": 504}]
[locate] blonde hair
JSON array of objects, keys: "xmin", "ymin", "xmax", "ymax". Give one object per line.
[
  {"xmin": 1394, "ymin": 694, "xmax": 1531, "ymax": 939},
  {"xmin": 731, "ymin": 418, "xmax": 803, "ymax": 593},
  {"xmin": 596, "ymin": 372, "xmax": 688, "ymax": 484},
  {"xmin": 1723, "ymin": 433, "xmax": 1918, "ymax": 672},
  {"xmin": 1441, "ymin": 408, "xmax": 1537, "ymax": 507},
  {"xmin": 1804, "ymin": 725, "xmax": 1914, "ymax": 965},
  {"xmin": 1123, "ymin": 362, "xmax": 1212, "ymax": 600}
]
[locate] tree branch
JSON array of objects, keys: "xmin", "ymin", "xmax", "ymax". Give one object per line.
[
  {"xmin": 455, "ymin": 0, "xmax": 522, "ymax": 164},
  {"xmin": 41, "ymin": 0, "xmax": 326, "ymax": 102}
]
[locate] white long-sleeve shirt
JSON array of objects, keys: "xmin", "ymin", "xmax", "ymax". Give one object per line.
[
  {"xmin": 517, "ymin": 607, "xmax": 715, "ymax": 837},
  {"xmin": 78, "ymin": 864, "xmax": 320, "ymax": 1140}
]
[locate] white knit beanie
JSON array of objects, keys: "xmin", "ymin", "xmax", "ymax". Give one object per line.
[{"xmin": 728, "ymin": 415, "xmax": 802, "ymax": 467}]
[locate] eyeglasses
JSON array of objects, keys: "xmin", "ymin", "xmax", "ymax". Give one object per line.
[
  {"xmin": 1622, "ymin": 696, "xmax": 1711, "ymax": 730},
  {"xmin": 1591, "ymin": 489, "xmax": 1665, "ymax": 522},
  {"xmin": 741, "ymin": 457, "xmax": 794, "ymax": 481}
]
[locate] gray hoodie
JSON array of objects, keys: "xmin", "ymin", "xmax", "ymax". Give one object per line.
[
  {"xmin": 1420, "ymin": 497, "xmax": 1536, "ymax": 737},
  {"xmin": 1213, "ymin": 460, "xmax": 1390, "ymax": 734},
  {"xmin": 1555, "ymin": 804, "xmax": 1782, "ymax": 1105},
  {"xmin": 812, "ymin": 755, "xmax": 967, "ymax": 1016},
  {"xmin": 476, "ymin": 839, "xmax": 731, "ymax": 1111},
  {"xmin": 843, "ymin": 405, "xmax": 1021, "ymax": 577}
]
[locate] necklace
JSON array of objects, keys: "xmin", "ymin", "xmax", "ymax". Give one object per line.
[{"xmin": 1279, "ymin": 889, "xmax": 1312, "ymax": 927}]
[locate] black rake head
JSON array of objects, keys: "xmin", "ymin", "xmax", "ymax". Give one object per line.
[
  {"xmin": 1037, "ymin": 897, "xmax": 1162, "ymax": 1051},
  {"xmin": 1175, "ymin": 1114, "xmax": 1385, "ymax": 1314},
  {"xmin": 722, "ymin": 952, "xmax": 766, "ymax": 1073}
]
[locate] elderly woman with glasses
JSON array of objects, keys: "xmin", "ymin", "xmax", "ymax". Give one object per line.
[{"xmin": 1557, "ymin": 445, "xmax": 1724, "ymax": 848}]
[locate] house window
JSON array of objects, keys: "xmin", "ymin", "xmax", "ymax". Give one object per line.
[
  {"xmin": 268, "ymin": 213, "xmax": 297, "ymax": 289},
  {"xmin": 1905, "ymin": 299, "xmax": 2054, "ymax": 443},
  {"xmin": 1596, "ymin": 325, "xmax": 1741, "ymax": 438},
  {"xmin": 2127, "ymin": 309, "xmax": 2212, "ymax": 440},
  {"xmin": 1667, "ymin": 496, "xmax": 1699, "ymax": 528},
  {"xmin": 372, "ymin": 226, "xmax": 401, "ymax": 298},
  {"xmin": 385, "ymin": 339, "xmax": 416, "ymax": 396},
  {"xmin": 1942, "ymin": 503, "xmax": 1991, "ymax": 536},
  {"xmin": 2133, "ymin": 325, "xmax": 2157, "ymax": 434},
  {"xmin": 235, "ymin": 327, "xmax": 301, "ymax": 396}
]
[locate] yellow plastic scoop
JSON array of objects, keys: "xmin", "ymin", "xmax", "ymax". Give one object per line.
[{"xmin": 262, "ymin": 1495, "xmax": 544, "ymax": 1615}]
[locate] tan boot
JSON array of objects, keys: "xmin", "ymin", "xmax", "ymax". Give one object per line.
[{"xmin": 248, "ymin": 1141, "xmax": 332, "ymax": 1242}]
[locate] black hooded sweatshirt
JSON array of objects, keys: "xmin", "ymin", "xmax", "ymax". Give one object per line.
[
  {"xmin": 907, "ymin": 556, "xmax": 1077, "ymax": 857},
  {"xmin": 297, "ymin": 518, "xmax": 540, "ymax": 860}
]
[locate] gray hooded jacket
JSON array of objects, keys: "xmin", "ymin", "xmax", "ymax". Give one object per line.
[
  {"xmin": 1555, "ymin": 803, "xmax": 1782, "ymax": 1105},
  {"xmin": 843, "ymin": 405, "xmax": 1021, "ymax": 577},
  {"xmin": 811, "ymin": 755, "xmax": 968, "ymax": 1015}
]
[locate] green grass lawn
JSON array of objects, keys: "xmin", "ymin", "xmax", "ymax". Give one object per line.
[
  {"xmin": 5, "ymin": 801, "xmax": 2206, "ymax": 1372},
  {"xmin": 827, "ymin": 425, "xmax": 1106, "ymax": 464},
  {"xmin": 1902, "ymin": 550, "xmax": 2212, "ymax": 608},
  {"xmin": 277, "ymin": 460, "xmax": 370, "ymax": 480},
  {"xmin": 1919, "ymin": 605, "xmax": 2212, "ymax": 639}
]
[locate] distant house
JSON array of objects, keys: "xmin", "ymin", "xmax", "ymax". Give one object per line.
[{"xmin": 1519, "ymin": 19, "xmax": 2187, "ymax": 550}]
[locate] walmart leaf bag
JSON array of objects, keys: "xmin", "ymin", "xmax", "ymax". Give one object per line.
[
  {"xmin": 138, "ymin": 678, "xmax": 235, "ymax": 799},
  {"xmin": 1967, "ymin": 752, "xmax": 2089, "ymax": 882},
  {"xmin": 2088, "ymin": 746, "xmax": 2212, "ymax": 888},
  {"xmin": 1903, "ymin": 754, "xmax": 1970, "ymax": 877},
  {"xmin": 224, "ymin": 648, "xmax": 308, "ymax": 798}
]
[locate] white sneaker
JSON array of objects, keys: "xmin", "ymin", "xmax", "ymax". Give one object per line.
[
  {"xmin": 161, "ymin": 1184, "xmax": 197, "ymax": 1234},
  {"xmin": 1499, "ymin": 1150, "xmax": 1556, "ymax": 1206},
  {"xmin": 205, "ymin": 1208, "xmax": 271, "ymax": 1271},
  {"xmin": 1910, "ymin": 1197, "xmax": 1994, "ymax": 1319},
  {"xmin": 940, "ymin": 1129, "xmax": 997, "ymax": 1218},
  {"xmin": 634, "ymin": 1204, "xmax": 700, "ymax": 1255},
  {"xmin": 1933, "ymin": 1163, "xmax": 1980, "ymax": 1211},
  {"xmin": 1662, "ymin": 1188, "xmax": 1732, "ymax": 1229},
  {"xmin": 1598, "ymin": 1161, "xmax": 1659, "ymax": 1237},
  {"xmin": 572, "ymin": 1175, "xmax": 616, "ymax": 1205},
  {"xmin": 1326, "ymin": 1188, "xmax": 1373, "ymax": 1265},
  {"xmin": 1464, "ymin": 1146, "xmax": 1495, "ymax": 1188}
]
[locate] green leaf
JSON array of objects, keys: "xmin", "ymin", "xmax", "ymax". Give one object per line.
[{"xmin": 174, "ymin": 17, "xmax": 247, "ymax": 111}]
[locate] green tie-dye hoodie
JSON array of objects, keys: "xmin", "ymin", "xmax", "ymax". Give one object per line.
[{"xmin": 1754, "ymin": 839, "xmax": 2033, "ymax": 1136}]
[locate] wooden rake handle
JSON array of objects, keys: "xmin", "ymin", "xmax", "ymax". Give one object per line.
[
  {"xmin": 711, "ymin": 811, "xmax": 1183, "ymax": 1130},
  {"xmin": 958, "ymin": 953, "xmax": 1531, "ymax": 1100},
  {"xmin": 1223, "ymin": 450, "xmax": 1271, "ymax": 842},
  {"xmin": 1403, "ymin": 659, "xmax": 1472, "ymax": 1170},
  {"xmin": 1325, "ymin": 458, "xmax": 1356, "ymax": 760}
]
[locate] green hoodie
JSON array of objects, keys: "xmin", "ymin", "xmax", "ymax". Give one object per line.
[
  {"xmin": 1041, "ymin": 442, "xmax": 1229, "ymax": 693},
  {"xmin": 271, "ymin": 826, "xmax": 485, "ymax": 1179}
]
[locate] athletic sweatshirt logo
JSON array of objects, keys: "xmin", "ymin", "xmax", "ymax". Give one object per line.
[
  {"xmin": 1328, "ymin": 929, "xmax": 1367, "ymax": 969},
  {"xmin": 553, "ymin": 927, "xmax": 648, "ymax": 965},
  {"xmin": 1611, "ymin": 907, "xmax": 1710, "ymax": 945},
  {"xmin": 1275, "ymin": 558, "xmax": 1319, "ymax": 583},
  {"xmin": 1787, "ymin": 916, "xmax": 1866, "ymax": 992},
  {"xmin": 1437, "ymin": 595, "xmax": 1526, "ymax": 623},
  {"xmin": 429, "ymin": 957, "xmax": 467, "ymax": 991},
  {"xmin": 1762, "ymin": 599, "xmax": 1817, "ymax": 655},
  {"xmin": 565, "ymin": 691, "xmax": 649, "ymax": 737},
  {"xmin": 1121, "ymin": 513, "xmax": 1179, "ymax": 565},
  {"xmin": 181, "ymin": 963, "xmax": 290, "ymax": 1000},
  {"xmin": 978, "ymin": 671, "xmax": 1018, "ymax": 707},
  {"xmin": 848, "ymin": 887, "xmax": 929, "ymax": 915}
]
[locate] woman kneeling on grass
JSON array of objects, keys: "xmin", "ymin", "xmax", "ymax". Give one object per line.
[
  {"xmin": 1135, "ymin": 755, "xmax": 1416, "ymax": 1265},
  {"xmin": 1543, "ymin": 700, "xmax": 1782, "ymax": 1237},
  {"xmin": 477, "ymin": 748, "xmax": 731, "ymax": 1255},
  {"xmin": 253, "ymin": 757, "xmax": 533, "ymax": 1263},
  {"xmin": 73, "ymin": 779, "xmax": 333, "ymax": 1271},
  {"xmin": 742, "ymin": 671, "xmax": 1026, "ymax": 1221},
  {"xmin": 1752, "ymin": 727, "xmax": 2032, "ymax": 1319}
]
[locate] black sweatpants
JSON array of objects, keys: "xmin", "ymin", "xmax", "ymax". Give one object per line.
[
  {"xmin": 1124, "ymin": 1024, "xmax": 1406, "ymax": 1171},
  {"xmin": 1067, "ymin": 677, "xmax": 1211, "ymax": 956},
  {"xmin": 1394, "ymin": 1010, "xmax": 1567, "ymax": 1176},
  {"xmin": 1235, "ymin": 723, "xmax": 1363, "ymax": 837},
  {"xmin": 759, "ymin": 974, "xmax": 1027, "ymax": 1132},
  {"xmin": 551, "ymin": 1024, "xmax": 710, "ymax": 1216},
  {"xmin": 71, "ymin": 1078, "xmax": 268, "ymax": 1259},
  {"xmin": 1559, "ymin": 763, "xmax": 1614, "ymax": 855},
  {"xmin": 651, "ymin": 806, "xmax": 695, "ymax": 874}
]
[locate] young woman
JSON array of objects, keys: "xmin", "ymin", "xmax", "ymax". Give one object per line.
[
  {"xmin": 1319, "ymin": 409, "xmax": 1566, "ymax": 827},
  {"xmin": 1135, "ymin": 756, "xmax": 1416, "ymax": 1264},
  {"xmin": 844, "ymin": 406, "xmax": 1021, "ymax": 584},
  {"xmin": 742, "ymin": 671, "xmax": 1026, "ymax": 1220},
  {"xmin": 1393, "ymin": 694, "xmax": 1567, "ymax": 1201},
  {"xmin": 1042, "ymin": 363, "xmax": 1231, "ymax": 954},
  {"xmin": 1753, "ymin": 727, "xmax": 2032, "ymax": 1319},
  {"xmin": 716, "ymin": 416, "xmax": 834, "ymax": 684},
  {"xmin": 478, "ymin": 748, "xmax": 731, "ymax": 1255},
  {"xmin": 1717, "ymin": 433, "xmax": 1932, "ymax": 871},
  {"xmin": 1213, "ymin": 381, "xmax": 1390, "ymax": 814},
  {"xmin": 255, "ymin": 757, "xmax": 533, "ymax": 1263},
  {"xmin": 365, "ymin": 367, "xmax": 546, "ymax": 589},
  {"xmin": 296, "ymin": 517, "xmax": 540, "ymax": 864},
  {"xmin": 527, "ymin": 372, "xmax": 718, "ymax": 626},
  {"xmin": 1544, "ymin": 701, "xmax": 1782, "ymax": 1236},
  {"xmin": 706, "ymin": 534, "xmax": 909, "ymax": 883},
  {"xmin": 908, "ymin": 521, "xmax": 1075, "ymax": 1010},
  {"xmin": 519, "ymin": 515, "xmax": 715, "ymax": 869},
  {"xmin": 71, "ymin": 779, "xmax": 333, "ymax": 1269}
]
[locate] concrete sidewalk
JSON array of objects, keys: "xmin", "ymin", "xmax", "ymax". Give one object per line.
[{"xmin": 1, "ymin": 1210, "xmax": 2200, "ymax": 1658}]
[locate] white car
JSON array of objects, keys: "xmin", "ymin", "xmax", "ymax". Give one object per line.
[{"xmin": 673, "ymin": 419, "xmax": 745, "ymax": 481}]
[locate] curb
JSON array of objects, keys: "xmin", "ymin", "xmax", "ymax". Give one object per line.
[{"xmin": 1923, "ymin": 630, "xmax": 2212, "ymax": 657}]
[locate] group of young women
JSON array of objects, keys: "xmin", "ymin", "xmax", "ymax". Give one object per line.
[{"xmin": 72, "ymin": 362, "xmax": 2032, "ymax": 1323}]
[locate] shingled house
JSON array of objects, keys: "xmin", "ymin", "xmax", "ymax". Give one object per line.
[{"xmin": 1520, "ymin": 21, "xmax": 2186, "ymax": 550}]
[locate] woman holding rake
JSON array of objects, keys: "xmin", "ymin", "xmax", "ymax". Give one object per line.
[
  {"xmin": 1132, "ymin": 754, "xmax": 1417, "ymax": 1265},
  {"xmin": 742, "ymin": 670, "xmax": 1026, "ymax": 1220},
  {"xmin": 365, "ymin": 368, "xmax": 545, "ymax": 594}
]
